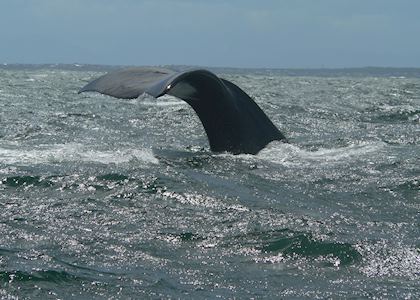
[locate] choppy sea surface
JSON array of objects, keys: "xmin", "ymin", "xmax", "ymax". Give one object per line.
[{"xmin": 0, "ymin": 66, "xmax": 419, "ymax": 299}]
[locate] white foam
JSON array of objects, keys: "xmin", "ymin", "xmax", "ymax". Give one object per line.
[
  {"xmin": 32, "ymin": 73, "xmax": 49, "ymax": 79},
  {"xmin": 140, "ymin": 100, "xmax": 186, "ymax": 107},
  {"xmin": 137, "ymin": 94, "xmax": 186, "ymax": 107},
  {"xmin": 0, "ymin": 143, "xmax": 159, "ymax": 166},
  {"xmin": 256, "ymin": 141, "xmax": 385, "ymax": 166}
]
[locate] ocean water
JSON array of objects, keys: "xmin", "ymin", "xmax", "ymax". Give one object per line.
[{"xmin": 0, "ymin": 66, "xmax": 419, "ymax": 299}]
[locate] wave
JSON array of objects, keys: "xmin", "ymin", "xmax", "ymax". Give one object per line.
[
  {"xmin": 159, "ymin": 190, "xmax": 249, "ymax": 212},
  {"xmin": 1, "ymin": 172, "xmax": 157, "ymax": 192},
  {"xmin": 254, "ymin": 141, "xmax": 385, "ymax": 166},
  {"xmin": 358, "ymin": 241, "xmax": 420, "ymax": 279},
  {"xmin": 140, "ymin": 100, "xmax": 186, "ymax": 107},
  {"xmin": 1, "ymin": 175, "xmax": 53, "ymax": 188},
  {"xmin": 0, "ymin": 289, "xmax": 18, "ymax": 300},
  {"xmin": 0, "ymin": 270, "xmax": 83, "ymax": 284},
  {"xmin": 0, "ymin": 143, "xmax": 159, "ymax": 166},
  {"xmin": 366, "ymin": 105, "xmax": 420, "ymax": 123},
  {"xmin": 228, "ymin": 228, "xmax": 361, "ymax": 266},
  {"xmin": 130, "ymin": 94, "xmax": 186, "ymax": 107}
]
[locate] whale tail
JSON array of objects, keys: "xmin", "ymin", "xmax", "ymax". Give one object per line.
[{"xmin": 79, "ymin": 67, "xmax": 287, "ymax": 154}]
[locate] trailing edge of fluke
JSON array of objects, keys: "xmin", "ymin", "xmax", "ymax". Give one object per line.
[{"xmin": 79, "ymin": 67, "xmax": 287, "ymax": 154}]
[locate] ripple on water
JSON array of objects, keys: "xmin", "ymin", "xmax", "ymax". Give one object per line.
[
  {"xmin": 0, "ymin": 69, "xmax": 419, "ymax": 299},
  {"xmin": 0, "ymin": 144, "xmax": 159, "ymax": 166}
]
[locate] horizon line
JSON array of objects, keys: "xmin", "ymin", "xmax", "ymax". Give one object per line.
[{"xmin": 2, "ymin": 62, "xmax": 420, "ymax": 71}]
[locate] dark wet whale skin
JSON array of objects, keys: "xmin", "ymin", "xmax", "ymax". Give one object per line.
[{"xmin": 79, "ymin": 68, "xmax": 287, "ymax": 154}]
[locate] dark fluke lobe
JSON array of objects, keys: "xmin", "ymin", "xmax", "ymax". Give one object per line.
[{"xmin": 79, "ymin": 67, "xmax": 287, "ymax": 154}]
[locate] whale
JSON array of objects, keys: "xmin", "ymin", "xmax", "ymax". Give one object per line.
[{"xmin": 79, "ymin": 67, "xmax": 287, "ymax": 154}]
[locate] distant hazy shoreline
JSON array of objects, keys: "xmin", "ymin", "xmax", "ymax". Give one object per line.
[{"xmin": 2, "ymin": 63, "xmax": 420, "ymax": 78}]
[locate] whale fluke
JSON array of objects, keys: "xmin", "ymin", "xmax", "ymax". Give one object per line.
[{"xmin": 79, "ymin": 67, "xmax": 287, "ymax": 154}]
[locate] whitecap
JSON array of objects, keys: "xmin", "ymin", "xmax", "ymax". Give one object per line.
[
  {"xmin": 32, "ymin": 73, "xmax": 49, "ymax": 79},
  {"xmin": 256, "ymin": 141, "xmax": 385, "ymax": 166},
  {"xmin": 137, "ymin": 94, "xmax": 186, "ymax": 106},
  {"xmin": 140, "ymin": 100, "xmax": 186, "ymax": 107}
]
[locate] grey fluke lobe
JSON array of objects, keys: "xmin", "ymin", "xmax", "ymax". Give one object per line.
[{"xmin": 79, "ymin": 67, "xmax": 287, "ymax": 154}]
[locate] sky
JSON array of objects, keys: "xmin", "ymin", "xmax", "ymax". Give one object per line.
[{"xmin": 1, "ymin": 0, "xmax": 419, "ymax": 68}]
